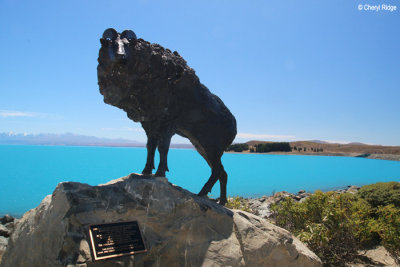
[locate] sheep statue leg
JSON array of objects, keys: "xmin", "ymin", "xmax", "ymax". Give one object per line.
[
  {"xmin": 142, "ymin": 136, "xmax": 157, "ymax": 175},
  {"xmin": 198, "ymin": 171, "xmax": 219, "ymax": 196},
  {"xmin": 154, "ymin": 133, "xmax": 173, "ymax": 177},
  {"xmin": 142, "ymin": 123, "xmax": 158, "ymax": 175},
  {"xmin": 219, "ymin": 167, "xmax": 228, "ymax": 205},
  {"xmin": 198, "ymin": 159, "xmax": 227, "ymax": 205}
]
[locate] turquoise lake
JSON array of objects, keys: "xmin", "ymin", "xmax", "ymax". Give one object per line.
[{"xmin": 1, "ymin": 145, "xmax": 400, "ymax": 216}]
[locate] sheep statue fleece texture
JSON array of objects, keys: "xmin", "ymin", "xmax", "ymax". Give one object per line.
[{"xmin": 97, "ymin": 28, "xmax": 237, "ymax": 205}]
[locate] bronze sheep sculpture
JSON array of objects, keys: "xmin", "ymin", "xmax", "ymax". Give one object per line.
[{"xmin": 97, "ymin": 28, "xmax": 237, "ymax": 205}]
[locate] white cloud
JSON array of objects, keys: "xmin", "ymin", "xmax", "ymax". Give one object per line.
[
  {"xmin": 0, "ymin": 110, "xmax": 37, "ymax": 118},
  {"xmin": 100, "ymin": 127, "xmax": 144, "ymax": 132},
  {"xmin": 236, "ymin": 132, "xmax": 296, "ymax": 140},
  {"xmin": 323, "ymin": 140, "xmax": 351, "ymax": 144},
  {"xmin": 322, "ymin": 140, "xmax": 376, "ymax": 145}
]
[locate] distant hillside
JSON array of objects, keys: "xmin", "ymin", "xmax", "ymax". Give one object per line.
[
  {"xmin": 245, "ymin": 140, "xmax": 400, "ymax": 155},
  {"xmin": 0, "ymin": 132, "xmax": 144, "ymax": 147},
  {"xmin": 0, "ymin": 132, "xmax": 195, "ymax": 148}
]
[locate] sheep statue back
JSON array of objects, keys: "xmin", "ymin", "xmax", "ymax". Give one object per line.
[{"xmin": 97, "ymin": 28, "xmax": 237, "ymax": 205}]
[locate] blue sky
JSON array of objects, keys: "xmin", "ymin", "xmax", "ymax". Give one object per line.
[{"xmin": 0, "ymin": 0, "xmax": 399, "ymax": 145}]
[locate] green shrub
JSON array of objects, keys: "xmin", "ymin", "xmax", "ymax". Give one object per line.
[
  {"xmin": 255, "ymin": 142, "xmax": 292, "ymax": 153},
  {"xmin": 270, "ymin": 197, "xmax": 306, "ymax": 231},
  {"xmin": 357, "ymin": 182, "xmax": 400, "ymax": 208},
  {"xmin": 226, "ymin": 196, "xmax": 252, "ymax": 212},
  {"xmin": 270, "ymin": 189, "xmax": 400, "ymax": 266},
  {"xmin": 275, "ymin": 192, "xmax": 361, "ymax": 265},
  {"xmin": 374, "ymin": 205, "xmax": 400, "ymax": 263},
  {"xmin": 349, "ymin": 198, "xmax": 380, "ymax": 247},
  {"xmin": 226, "ymin": 143, "xmax": 249, "ymax": 152}
]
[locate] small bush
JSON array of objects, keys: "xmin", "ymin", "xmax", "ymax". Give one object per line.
[
  {"xmin": 226, "ymin": 196, "xmax": 252, "ymax": 212},
  {"xmin": 255, "ymin": 142, "xmax": 292, "ymax": 153},
  {"xmin": 226, "ymin": 143, "xmax": 249, "ymax": 152},
  {"xmin": 270, "ymin": 187, "xmax": 400, "ymax": 266},
  {"xmin": 374, "ymin": 205, "xmax": 400, "ymax": 263},
  {"xmin": 271, "ymin": 192, "xmax": 362, "ymax": 265},
  {"xmin": 357, "ymin": 182, "xmax": 400, "ymax": 208}
]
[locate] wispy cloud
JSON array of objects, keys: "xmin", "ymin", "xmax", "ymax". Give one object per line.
[
  {"xmin": 0, "ymin": 110, "xmax": 38, "ymax": 118},
  {"xmin": 323, "ymin": 140, "xmax": 351, "ymax": 144},
  {"xmin": 236, "ymin": 132, "xmax": 295, "ymax": 140},
  {"xmin": 100, "ymin": 127, "xmax": 144, "ymax": 132}
]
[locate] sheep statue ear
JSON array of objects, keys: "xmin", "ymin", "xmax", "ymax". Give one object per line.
[
  {"xmin": 103, "ymin": 28, "xmax": 118, "ymax": 39},
  {"xmin": 100, "ymin": 28, "xmax": 118, "ymax": 45},
  {"xmin": 121, "ymin": 30, "xmax": 137, "ymax": 42}
]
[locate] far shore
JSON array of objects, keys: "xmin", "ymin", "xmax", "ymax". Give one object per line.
[
  {"xmin": 0, "ymin": 182, "xmax": 376, "ymax": 219},
  {"xmin": 225, "ymin": 151, "xmax": 400, "ymax": 161}
]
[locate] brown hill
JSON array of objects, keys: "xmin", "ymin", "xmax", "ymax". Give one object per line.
[{"xmin": 245, "ymin": 140, "xmax": 400, "ymax": 155}]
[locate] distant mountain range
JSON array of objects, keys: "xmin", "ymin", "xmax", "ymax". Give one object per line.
[
  {"xmin": 0, "ymin": 132, "xmax": 195, "ymax": 149},
  {"xmin": 2, "ymin": 132, "xmax": 383, "ymax": 151},
  {"xmin": 0, "ymin": 132, "xmax": 143, "ymax": 146}
]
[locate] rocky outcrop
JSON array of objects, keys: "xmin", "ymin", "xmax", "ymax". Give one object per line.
[
  {"xmin": 0, "ymin": 173, "xmax": 321, "ymax": 267},
  {"xmin": 349, "ymin": 246, "xmax": 398, "ymax": 267},
  {"xmin": 246, "ymin": 186, "xmax": 361, "ymax": 220},
  {"xmin": 0, "ymin": 215, "xmax": 16, "ymax": 263}
]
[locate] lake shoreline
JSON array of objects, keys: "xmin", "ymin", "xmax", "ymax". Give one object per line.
[
  {"xmin": 2, "ymin": 146, "xmax": 399, "ymax": 218},
  {"xmin": 0, "ymin": 183, "xmax": 378, "ymax": 219},
  {"xmin": 225, "ymin": 151, "xmax": 400, "ymax": 161}
]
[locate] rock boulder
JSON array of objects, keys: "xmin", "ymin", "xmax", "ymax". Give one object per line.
[{"xmin": 0, "ymin": 174, "xmax": 321, "ymax": 267}]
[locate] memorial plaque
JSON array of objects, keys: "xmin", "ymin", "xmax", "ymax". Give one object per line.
[{"xmin": 89, "ymin": 221, "xmax": 147, "ymax": 261}]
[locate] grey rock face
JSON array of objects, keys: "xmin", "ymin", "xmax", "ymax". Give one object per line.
[
  {"xmin": 0, "ymin": 215, "xmax": 17, "ymax": 263},
  {"xmin": 247, "ymin": 191, "xmax": 313, "ymax": 220},
  {"xmin": 1, "ymin": 174, "xmax": 321, "ymax": 267},
  {"xmin": 247, "ymin": 186, "xmax": 362, "ymax": 220},
  {"xmin": 0, "ymin": 237, "xmax": 7, "ymax": 263},
  {"xmin": 0, "ymin": 216, "xmax": 13, "ymax": 226},
  {"xmin": 0, "ymin": 225, "xmax": 10, "ymax": 239}
]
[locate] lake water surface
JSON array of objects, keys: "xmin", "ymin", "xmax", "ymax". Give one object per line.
[{"xmin": 1, "ymin": 145, "xmax": 400, "ymax": 216}]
